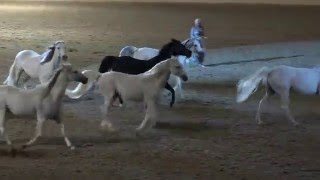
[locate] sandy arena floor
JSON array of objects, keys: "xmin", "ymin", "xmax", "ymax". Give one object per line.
[{"xmin": 0, "ymin": 2, "xmax": 320, "ymax": 179}]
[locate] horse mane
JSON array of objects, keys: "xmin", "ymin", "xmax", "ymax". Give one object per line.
[
  {"xmin": 41, "ymin": 66, "xmax": 63, "ymax": 98},
  {"xmin": 54, "ymin": 40, "xmax": 65, "ymax": 46},
  {"xmin": 158, "ymin": 41, "xmax": 173, "ymax": 56},
  {"xmin": 40, "ymin": 46, "xmax": 55, "ymax": 65},
  {"xmin": 146, "ymin": 58, "xmax": 172, "ymax": 74},
  {"xmin": 182, "ymin": 38, "xmax": 193, "ymax": 49},
  {"xmin": 149, "ymin": 39, "xmax": 179, "ymax": 63},
  {"xmin": 40, "ymin": 40, "xmax": 65, "ymax": 65}
]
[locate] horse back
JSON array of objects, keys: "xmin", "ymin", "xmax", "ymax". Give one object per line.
[
  {"xmin": 99, "ymin": 56, "xmax": 117, "ymax": 73},
  {"xmin": 99, "ymin": 56, "xmax": 153, "ymax": 74}
]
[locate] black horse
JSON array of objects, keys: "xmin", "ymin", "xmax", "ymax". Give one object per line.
[{"xmin": 99, "ymin": 39, "xmax": 192, "ymax": 107}]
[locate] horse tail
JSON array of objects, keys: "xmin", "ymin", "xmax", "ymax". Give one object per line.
[
  {"xmin": 172, "ymin": 76, "xmax": 183, "ymax": 98},
  {"xmin": 65, "ymin": 70, "xmax": 101, "ymax": 99},
  {"xmin": 3, "ymin": 60, "xmax": 18, "ymax": 86},
  {"xmin": 236, "ymin": 67, "xmax": 272, "ymax": 103},
  {"xmin": 119, "ymin": 46, "xmax": 138, "ymax": 57},
  {"xmin": 99, "ymin": 56, "xmax": 116, "ymax": 73},
  {"xmin": 177, "ymin": 77, "xmax": 184, "ymax": 98}
]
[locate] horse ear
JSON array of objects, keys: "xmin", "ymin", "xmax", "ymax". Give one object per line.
[
  {"xmin": 49, "ymin": 45, "xmax": 55, "ymax": 49},
  {"xmin": 171, "ymin": 38, "xmax": 179, "ymax": 42}
]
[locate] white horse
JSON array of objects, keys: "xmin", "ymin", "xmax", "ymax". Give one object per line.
[
  {"xmin": 3, "ymin": 41, "xmax": 68, "ymax": 88},
  {"xmin": 0, "ymin": 64, "xmax": 88, "ymax": 151},
  {"xmin": 236, "ymin": 65, "xmax": 320, "ymax": 126},
  {"xmin": 66, "ymin": 57, "xmax": 188, "ymax": 133}
]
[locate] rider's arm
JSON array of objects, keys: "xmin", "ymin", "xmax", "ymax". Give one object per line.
[{"xmin": 190, "ymin": 27, "xmax": 195, "ymax": 39}]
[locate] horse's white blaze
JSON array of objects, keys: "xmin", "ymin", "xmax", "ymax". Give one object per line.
[{"xmin": 236, "ymin": 65, "xmax": 320, "ymax": 125}]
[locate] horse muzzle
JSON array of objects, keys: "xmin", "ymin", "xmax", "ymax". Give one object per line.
[
  {"xmin": 186, "ymin": 50, "xmax": 192, "ymax": 58},
  {"xmin": 81, "ymin": 77, "xmax": 88, "ymax": 84},
  {"xmin": 62, "ymin": 55, "xmax": 68, "ymax": 60},
  {"xmin": 181, "ymin": 74, "xmax": 188, "ymax": 81}
]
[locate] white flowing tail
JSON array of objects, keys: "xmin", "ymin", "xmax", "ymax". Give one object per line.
[
  {"xmin": 3, "ymin": 60, "xmax": 18, "ymax": 86},
  {"xmin": 172, "ymin": 76, "xmax": 184, "ymax": 99},
  {"xmin": 236, "ymin": 67, "xmax": 271, "ymax": 103},
  {"xmin": 65, "ymin": 70, "xmax": 101, "ymax": 99}
]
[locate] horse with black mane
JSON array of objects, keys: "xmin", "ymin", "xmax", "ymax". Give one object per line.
[{"xmin": 98, "ymin": 39, "xmax": 192, "ymax": 107}]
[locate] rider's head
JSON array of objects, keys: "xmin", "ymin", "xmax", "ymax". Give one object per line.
[{"xmin": 194, "ymin": 18, "xmax": 202, "ymax": 27}]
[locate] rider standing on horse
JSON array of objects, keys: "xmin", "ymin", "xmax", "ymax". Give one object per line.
[{"xmin": 190, "ymin": 18, "xmax": 206, "ymax": 64}]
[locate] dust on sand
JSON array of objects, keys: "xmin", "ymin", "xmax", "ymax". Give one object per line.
[{"xmin": 0, "ymin": 2, "xmax": 320, "ymax": 179}]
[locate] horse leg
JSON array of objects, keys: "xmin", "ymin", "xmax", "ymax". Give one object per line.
[
  {"xmin": 14, "ymin": 68, "xmax": 24, "ymax": 87},
  {"xmin": 175, "ymin": 78, "xmax": 184, "ymax": 99},
  {"xmin": 0, "ymin": 109, "xmax": 12, "ymax": 147},
  {"xmin": 136, "ymin": 100, "xmax": 157, "ymax": 133},
  {"xmin": 255, "ymin": 92, "xmax": 269, "ymax": 125},
  {"xmin": 279, "ymin": 92, "xmax": 299, "ymax": 126},
  {"xmin": 100, "ymin": 97, "xmax": 116, "ymax": 132},
  {"xmin": 165, "ymin": 83, "xmax": 175, "ymax": 107},
  {"xmin": 58, "ymin": 123, "xmax": 75, "ymax": 150},
  {"xmin": 118, "ymin": 94, "xmax": 124, "ymax": 107},
  {"xmin": 21, "ymin": 74, "xmax": 31, "ymax": 89},
  {"xmin": 22, "ymin": 113, "xmax": 46, "ymax": 149},
  {"xmin": 111, "ymin": 92, "xmax": 124, "ymax": 107},
  {"xmin": 115, "ymin": 92, "xmax": 124, "ymax": 107}
]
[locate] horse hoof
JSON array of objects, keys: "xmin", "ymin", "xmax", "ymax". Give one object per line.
[
  {"xmin": 70, "ymin": 146, "xmax": 75, "ymax": 150},
  {"xmin": 293, "ymin": 122, "xmax": 300, "ymax": 127},
  {"xmin": 10, "ymin": 147, "xmax": 17, "ymax": 157},
  {"xmin": 135, "ymin": 130, "xmax": 142, "ymax": 137},
  {"xmin": 21, "ymin": 144, "xmax": 28, "ymax": 150},
  {"xmin": 257, "ymin": 120, "xmax": 264, "ymax": 126},
  {"xmin": 100, "ymin": 125, "xmax": 117, "ymax": 133}
]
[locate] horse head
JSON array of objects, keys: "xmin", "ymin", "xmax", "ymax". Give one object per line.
[
  {"xmin": 168, "ymin": 57, "xmax": 188, "ymax": 81},
  {"xmin": 157, "ymin": 39, "xmax": 191, "ymax": 59},
  {"xmin": 169, "ymin": 38, "xmax": 192, "ymax": 58},
  {"xmin": 61, "ymin": 64, "xmax": 88, "ymax": 84},
  {"xmin": 54, "ymin": 41, "xmax": 68, "ymax": 61},
  {"xmin": 40, "ymin": 41, "xmax": 68, "ymax": 65}
]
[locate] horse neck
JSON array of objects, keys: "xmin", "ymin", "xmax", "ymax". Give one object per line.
[
  {"xmin": 149, "ymin": 53, "xmax": 169, "ymax": 65},
  {"xmin": 149, "ymin": 44, "xmax": 173, "ymax": 65},
  {"xmin": 44, "ymin": 49, "xmax": 60, "ymax": 69},
  {"xmin": 49, "ymin": 73, "xmax": 69, "ymax": 100},
  {"xmin": 148, "ymin": 61, "xmax": 171, "ymax": 87}
]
